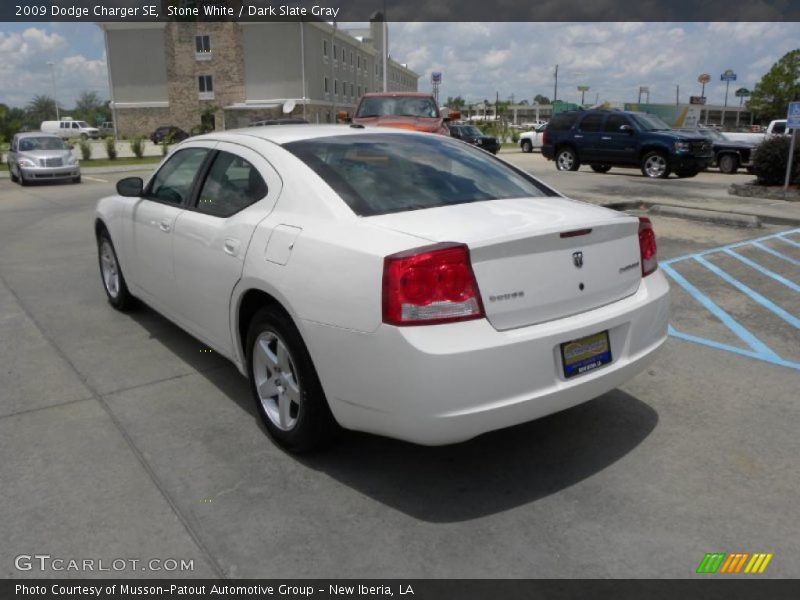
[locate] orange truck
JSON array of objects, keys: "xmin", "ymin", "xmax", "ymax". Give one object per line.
[{"xmin": 339, "ymin": 92, "xmax": 459, "ymax": 135}]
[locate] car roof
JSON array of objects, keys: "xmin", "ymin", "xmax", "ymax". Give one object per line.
[
  {"xmin": 360, "ymin": 92, "xmax": 435, "ymax": 98},
  {"xmin": 15, "ymin": 132, "xmax": 61, "ymax": 139},
  {"xmin": 188, "ymin": 124, "xmax": 430, "ymax": 146}
]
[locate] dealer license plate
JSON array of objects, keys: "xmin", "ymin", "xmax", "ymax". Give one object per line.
[{"xmin": 560, "ymin": 331, "xmax": 612, "ymax": 379}]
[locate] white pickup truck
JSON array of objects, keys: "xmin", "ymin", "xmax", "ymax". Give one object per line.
[
  {"xmin": 519, "ymin": 123, "xmax": 547, "ymax": 152},
  {"xmin": 725, "ymin": 119, "xmax": 793, "ymax": 144}
]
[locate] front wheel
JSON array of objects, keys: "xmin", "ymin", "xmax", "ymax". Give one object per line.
[
  {"xmin": 97, "ymin": 231, "xmax": 135, "ymax": 310},
  {"xmin": 640, "ymin": 151, "xmax": 671, "ymax": 179},
  {"xmin": 675, "ymin": 169, "xmax": 698, "ymax": 178},
  {"xmin": 556, "ymin": 147, "xmax": 580, "ymax": 171},
  {"xmin": 521, "ymin": 140, "xmax": 533, "ymax": 153},
  {"xmin": 9, "ymin": 165, "xmax": 18, "ymax": 183},
  {"xmin": 72, "ymin": 175, "xmax": 81, "ymax": 184},
  {"xmin": 247, "ymin": 306, "xmax": 338, "ymax": 452},
  {"xmin": 718, "ymin": 154, "xmax": 739, "ymax": 174},
  {"xmin": 590, "ymin": 164, "xmax": 612, "ymax": 173}
]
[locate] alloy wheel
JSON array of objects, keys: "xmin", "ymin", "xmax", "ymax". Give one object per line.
[{"xmin": 253, "ymin": 331, "xmax": 302, "ymax": 431}]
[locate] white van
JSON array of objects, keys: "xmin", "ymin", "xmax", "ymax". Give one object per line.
[{"xmin": 41, "ymin": 119, "xmax": 100, "ymax": 140}]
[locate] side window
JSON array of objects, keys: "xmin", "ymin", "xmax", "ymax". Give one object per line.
[
  {"xmin": 194, "ymin": 151, "xmax": 267, "ymax": 218},
  {"xmin": 578, "ymin": 113, "xmax": 605, "ymax": 132},
  {"xmin": 148, "ymin": 148, "xmax": 210, "ymax": 205},
  {"xmin": 72, "ymin": 122, "xmax": 80, "ymax": 129},
  {"xmin": 604, "ymin": 114, "xmax": 630, "ymax": 132}
]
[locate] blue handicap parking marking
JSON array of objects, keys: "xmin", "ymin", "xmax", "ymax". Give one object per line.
[{"xmin": 662, "ymin": 228, "xmax": 800, "ymax": 371}]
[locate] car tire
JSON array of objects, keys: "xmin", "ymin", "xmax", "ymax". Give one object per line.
[
  {"xmin": 521, "ymin": 140, "xmax": 533, "ymax": 153},
  {"xmin": 640, "ymin": 151, "xmax": 671, "ymax": 179},
  {"xmin": 73, "ymin": 175, "xmax": 81, "ymax": 184},
  {"xmin": 246, "ymin": 305, "xmax": 339, "ymax": 453},
  {"xmin": 19, "ymin": 172, "xmax": 28, "ymax": 186},
  {"xmin": 718, "ymin": 154, "xmax": 739, "ymax": 174},
  {"xmin": 80, "ymin": 134, "xmax": 88, "ymax": 140},
  {"xmin": 556, "ymin": 147, "xmax": 580, "ymax": 171},
  {"xmin": 9, "ymin": 166, "xmax": 18, "ymax": 183},
  {"xmin": 590, "ymin": 164, "xmax": 612, "ymax": 173},
  {"xmin": 97, "ymin": 229, "xmax": 136, "ymax": 311},
  {"xmin": 675, "ymin": 169, "xmax": 699, "ymax": 178}
]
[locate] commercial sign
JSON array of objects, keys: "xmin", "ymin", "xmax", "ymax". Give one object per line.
[
  {"xmin": 689, "ymin": 96, "xmax": 706, "ymax": 105},
  {"xmin": 720, "ymin": 69, "xmax": 737, "ymax": 82},
  {"xmin": 431, "ymin": 72, "xmax": 442, "ymax": 84}
]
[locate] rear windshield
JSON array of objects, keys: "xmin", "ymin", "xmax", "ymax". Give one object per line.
[
  {"xmin": 284, "ymin": 133, "xmax": 553, "ymax": 216},
  {"xmin": 356, "ymin": 96, "xmax": 439, "ymax": 118},
  {"xmin": 547, "ymin": 113, "xmax": 579, "ymax": 131}
]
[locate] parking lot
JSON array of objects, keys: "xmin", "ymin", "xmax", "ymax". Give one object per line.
[{"xmin": 1, "ymin": 160, "xmax": 798, "ymax": 579}]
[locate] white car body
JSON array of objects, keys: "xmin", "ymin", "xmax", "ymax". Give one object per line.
[
  {"xmin": 41, "ymin": 119, "xmax": 100, "ymax": 139},
  {"xmin": 95, "ymin": 125, "xmax": 669, "ymax": 446}
]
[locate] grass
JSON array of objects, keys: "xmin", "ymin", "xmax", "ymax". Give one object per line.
[{"xmin": 1, "ymin": 155, "xmax": 162, "ymax": 172}]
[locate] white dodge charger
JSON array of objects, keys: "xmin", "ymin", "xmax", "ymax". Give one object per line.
[{"xmin": 95, "ymin": 125, "xmax": 669, "ymax": 451}]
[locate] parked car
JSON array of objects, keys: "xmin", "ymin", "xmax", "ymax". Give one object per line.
[
  {"xmin": 725, "ymin": 119, "xmax": 793, "ymax": 145},
  {"xmin": 340, "ymin": 92, "xmax": 459, "ymax": 135},
  {"xmin": 519, "ymin": 123, "xmax": 547, "ymax": 152},
  {"xmin": 542, "ymin": 109, "xmax": 713, "ymax": 178},
  {"xmin": 41, "ymin": 119, "xmax": 100, "ymax": 140},
  {"xmin": 7, "ymin": 132, "xmax": 81, "ymax": 185},
  {"xmin": 150, "ymin": 126, "xmax": 190, "ymax": 144},
  {"xmin": 447, "ymin": 123, "xmax": 500, "ymax": 154},
  {"xmin": 99, "ymin": 121, "xmax": 115, "ymax": 136},
  {"xmin": 250, "ymin": 118, "xmax": 309, "ymax": 127},
  {"xmin": 675, "ymin": 128, "xmax": 755, "ymax": 174},
  {"xmin": 95, "ymin": 126, "xmax": 669, "ymax": 452}
]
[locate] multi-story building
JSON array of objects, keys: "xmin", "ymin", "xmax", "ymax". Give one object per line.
[{"xmin": 100, "ymin": 18, "xmax": 418, "ymax": 135}]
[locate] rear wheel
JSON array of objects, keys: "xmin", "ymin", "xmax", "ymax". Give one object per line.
[
  {"xmin": 521, "ymin": 140, "xmax": 533, "ymax": 153},
  {"xmin": 718, "ymin": 154, "xmax": 739, "ymax": 174},
  {"xmin": 641, "ymin": 151, "xmax": 671, "ymax": 179},
  {"xmin": 675, "ymin": 169, "xmax": 699, "ymax": 178},
  {"xmin": 246, "ymin": 306, "xmax": 338, "ymax": 452},
  {"xmin": 556, "ymin": 147, "xmax": 580, "ymax": 171},
  {"xmin": 590, "ymin": 164, "xmax": 612, "ymax": 173}
]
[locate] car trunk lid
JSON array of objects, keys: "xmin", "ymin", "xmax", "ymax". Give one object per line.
[{"xmin": 366, "ymin": 197, "xmax": 643, "ymax": 330}]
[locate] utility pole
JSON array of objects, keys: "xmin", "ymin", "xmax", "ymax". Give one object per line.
[
  {"xmin": 47, "ymin": 61, "xmax": 59, "ymax": 120},
  {"xmin": 553, "ymin": 64, "xmax": 559, "ymax": 104},
  {"xmin": 676, "ymin": 84, "xmax": 680, "ymax": 105}
]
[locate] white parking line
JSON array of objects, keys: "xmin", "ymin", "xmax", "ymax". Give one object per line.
[{"xmin": 82, "ymin": 176, "xmax": 109, "ymax": 183}]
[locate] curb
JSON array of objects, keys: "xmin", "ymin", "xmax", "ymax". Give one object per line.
[
  {"xmin": 600, "ymin": 200, "xmax": 800, "ymax": 227},
  {"xmin": 647, "ymin": 204, "xmax": 761, "ymax": 228}
]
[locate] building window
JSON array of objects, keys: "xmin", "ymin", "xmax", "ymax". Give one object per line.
[
  {"xmin": 357, "ymin": 85, "xmax": 361, "ymax": 97},
  {"xmin": 198, "ymin": 75, "xmax": 214, "ymax": 100},
  {"xmin": 195, "ymin": 35, "xmax": 211, "ymax": 60},
  {"xmin": 357, "ymin": 55, "xmax": 361, "ymax": 69},
  {"xmin": 324, "ymin": 76, "xmax": 329, "ymax": 96},
  {"xmin": 333, "ymin": 44, "xmax": 337, "ymax": 61},
  {"xmin": 323, "ymin": 39, "xmax": 328, "ymax": 57},
  {"xmin": 334, "ymin": 79, "xmax": 338, "ymax": 97},
  {"xmin": 350, "ymin": 83, "xmax": 354, "ymax": 100}
]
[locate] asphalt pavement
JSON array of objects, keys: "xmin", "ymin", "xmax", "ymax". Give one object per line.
[{"xmin": 0, "ymin": 166, "xmax": 798, "ymax": 579}]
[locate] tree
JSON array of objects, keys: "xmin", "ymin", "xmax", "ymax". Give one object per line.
[
  {"xmin": 27, "ymin": 95, "xmax": 57, "ymax": 125},
  {"xmin": 445, "ymin": 96, "xmax": 465, "ymax": 109},
  {"xmin": 533, "ymin": 94, "xmax": 551, "ymax": 105},
  {"xmin": 747, "ymin": 48, "xmax": 800, "ymax": 121},
  {"xmin": 74, "ymin": 90, "xmax": 103, "ymax": 123},
  {"xmin": 0, "ymin": 105, "xmax": 27, "ymax": 140}
]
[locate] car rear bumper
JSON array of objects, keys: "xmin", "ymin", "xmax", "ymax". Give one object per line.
[
  {"xmin": 302, "ymin": 270, "xmax": 670, "ymax": 445},
  {"xmin": 20, "ymin": 166, "xmax": 80, "ymax": 180}
]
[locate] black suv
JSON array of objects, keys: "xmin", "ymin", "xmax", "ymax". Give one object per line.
[
  {"xmin": 541, "ymin": 110, "xmax": 713, "ymax": 178},
  {"xmin": 447, "ymin": 124, "xmax": 501, "ymax": 154}
]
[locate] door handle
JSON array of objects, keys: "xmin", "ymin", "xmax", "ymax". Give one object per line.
[
  {"xmin": 159, "ymin": 220, "xmax": 171, "ymax": 232},
  {"xmin": 223, "ymin": 238, "xmax": 240, "ymax": 256}
]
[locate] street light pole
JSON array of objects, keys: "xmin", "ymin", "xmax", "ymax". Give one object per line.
[{"xmin": 47, "ymin": 61, "xmax": 59, "ymax": 120}]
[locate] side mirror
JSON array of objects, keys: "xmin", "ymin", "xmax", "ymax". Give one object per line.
[
  {"xmin": 116, "ymin": 176, "xmax": 143, "ymax": 197},
  {"xmin": 448, "ymin": 111, "xmax": 461, "ymax": 121},
  {"xmin": 337, "ymin": 111, "xmax": 351, "ymax": 123},
  {"xmin": 620, "ymin": 124, "xmax": 634, "ymax": 134}
]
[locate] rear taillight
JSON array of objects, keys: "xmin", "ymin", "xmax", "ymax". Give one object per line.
[
  {"xmin": 638, "ymin": 217, "xmax": 658, "ymax": 277},
  {"xmin": 382, "ymin": 243, "xmax": 485, "ymax": 326}
]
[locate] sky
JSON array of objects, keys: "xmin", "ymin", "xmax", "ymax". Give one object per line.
[{"xmin": 1, "ymin": 21, "xmax": 798, "ymax": 109}]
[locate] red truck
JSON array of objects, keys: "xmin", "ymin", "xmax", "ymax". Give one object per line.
[{"xmin": 339, "ymin": 92, "xmax": 459, "ymax": 135}]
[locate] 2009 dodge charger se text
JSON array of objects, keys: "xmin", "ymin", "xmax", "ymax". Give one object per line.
[{"xmin": 95, "ymin": 125, "xmax": 670, "ymax": 452}]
